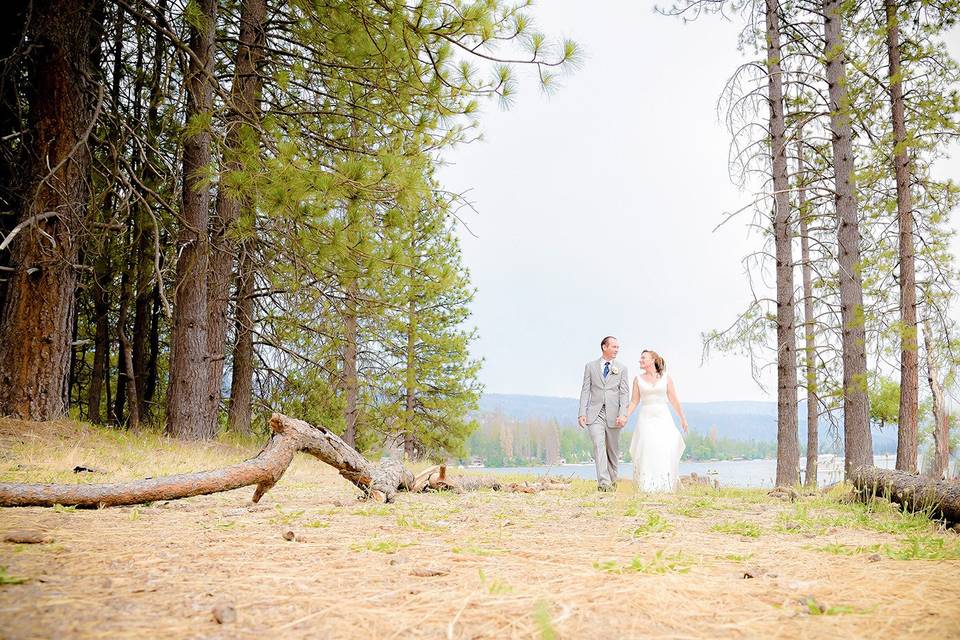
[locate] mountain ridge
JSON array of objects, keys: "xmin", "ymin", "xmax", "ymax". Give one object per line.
[{"xmin": 478, "ymin": 392, "xmax": 898, "ymax": 452}]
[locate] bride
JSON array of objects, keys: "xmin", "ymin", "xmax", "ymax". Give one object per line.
[{"xmin": 625, "ymin": 350, "xmax": 689, "ymax": 492}]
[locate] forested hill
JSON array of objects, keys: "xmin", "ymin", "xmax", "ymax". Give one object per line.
[{"xmin": 478, "ymin": 393, "xmax": 899, "ymax": 452}]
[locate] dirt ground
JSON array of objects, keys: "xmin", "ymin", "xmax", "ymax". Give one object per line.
[{"xmin": 0, "ymin": 420, "xmax": 959, "ymax": 639}]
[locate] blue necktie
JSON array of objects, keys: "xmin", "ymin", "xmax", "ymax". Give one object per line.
[{"xmin": 603, "ymin": 362, "xmax": 610, "ymax": 378}]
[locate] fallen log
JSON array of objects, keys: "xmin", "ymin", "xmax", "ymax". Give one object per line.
[
  {"xmin": 0, "ymin": 414, "xmax": 572, "ymax": 508},
  {"xmin": 0, "ymin": 413, "xmax": 413, "ymax": 507},
  {"xmin": 411, "ymin": 466, "xmax": 501, "ymax": 493},
  {"xmin": 852, "ymin": 466, "xmax": 960, "ymax": 524}
]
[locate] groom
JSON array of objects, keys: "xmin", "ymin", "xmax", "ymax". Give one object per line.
[{"xmin": 578, "ymin": 336, "xmax": 629, "ymax": 491}]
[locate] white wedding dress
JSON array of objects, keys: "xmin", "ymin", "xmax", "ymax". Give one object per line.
[{"xmin": 629, "ymin": 375, "xmax": 686, "ymax": 492}]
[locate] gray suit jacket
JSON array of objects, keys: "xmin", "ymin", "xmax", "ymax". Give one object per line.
[{"xmin": 578, "ymin": 359, "xmax": 630, "ymax": 428}]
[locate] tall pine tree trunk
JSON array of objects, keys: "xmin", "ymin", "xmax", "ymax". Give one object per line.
[
  {"xmin": 145, "ymin": 279, "xmax": 162, "ymax": 408},
  {"xmin": 166, "ymin": 0, "xmax": 216, "ymax": 439},
  {"xmin": 885, "ymin": 0, "xmax": 919, "ymax": 473},
  {"xmin": 797, "ymin": 142, "xmax": 819, "ymax": 488},
  {"xmin": 404, "ymin": 298, "xmax": 417, "ymax": 460},
  {"xmin": 923, "ymin": 320, "xmax": 950, "ymax": 480},
  {"xmin": 0, "ymin": 3, "xmax": 29, "ymax": 317},
  {"xmin": 117, "ymin": 268, "xmax": 139, "ymax": 430},
  {"xmin": 131, "ymin": 0, "xmax": 167, "ymax": 421},
  {"xmin": 113, "ymin": 262, "xmax": 131, "ymax": 425},
  {"xmin": 227, "ymin": 245, "xmax": 255, "ymax": 434},
  {"xmin": 87, "ymin": 249, "xmax": 111, "ymax": 423},
  {"xmin": 767, "ymin": 0, "xmax": 799, "ymax": 487},
  {"xmin": 342, "ymin": 296, "xmax": 359, "ymax": 448},
  {"xmin": 0, "ymin": 0, "xmax": 100, "ymax": 420},
  {"xmin": 206, "ymin": 0, "xmax": 267, "ymax": 435},
  {"xmin": 132, "ymin": 210, "xmax": 155, "ymax": 420},
  {"xmin": 822, "ymin": 0, "xmax": 873, "ymax": 476}
]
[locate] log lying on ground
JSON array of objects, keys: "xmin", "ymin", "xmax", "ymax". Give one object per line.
[
  {"xmin": 417, "ymin": 466, "xmax": 575, "ymax": 494},
  {"xmin": 0, "ymin": 413, "xmax": 413, "ymax": 507},
  {"xmin": 852, "ymin": 466, "xmax": 960, "ymax": 524}
]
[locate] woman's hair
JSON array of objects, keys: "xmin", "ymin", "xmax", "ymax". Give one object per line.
[{"xmin": 642, "ymin": 350, "xmax": 666, "ymax": 375}]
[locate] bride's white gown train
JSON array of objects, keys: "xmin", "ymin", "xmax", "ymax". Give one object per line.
[{"xmin": 629, "ymin": 375, "xmax": 685, "ymax": 492}]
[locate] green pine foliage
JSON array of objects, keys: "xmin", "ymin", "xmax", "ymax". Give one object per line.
[
  {"xmin": 15, "ymin": 1, "xmax": 578, "ymax": 444},
  {"xmin": 378, "ymin": 188, "xmax": 484, "ymax": 459}
]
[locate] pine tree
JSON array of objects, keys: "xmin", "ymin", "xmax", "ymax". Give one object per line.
[{"xmin": 381, "ymin": 191, "xmax": 482, "ymax": 460}]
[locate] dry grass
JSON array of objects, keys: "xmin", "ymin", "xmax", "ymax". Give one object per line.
[{"xmin": 1, "ymin": 419, "xmax": 959, "ymax": 639}]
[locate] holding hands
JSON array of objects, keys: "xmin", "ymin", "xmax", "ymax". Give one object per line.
[{"xmin": 615, "ymin": 415, "xmax": 627, "ymax": 428}]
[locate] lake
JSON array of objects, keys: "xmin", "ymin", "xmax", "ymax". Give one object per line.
[{"xmin": 471, "ymin": 454, "xmax": 902, "ymax": 488}]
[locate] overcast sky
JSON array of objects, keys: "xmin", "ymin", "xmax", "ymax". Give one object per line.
[{"xmin": 437, "ymin": 1, "xmax": 960, "ymax": 403}]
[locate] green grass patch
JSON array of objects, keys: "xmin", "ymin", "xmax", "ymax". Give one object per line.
[
  {"xmin": 533, "ymin": 600, "xmax": 558, "ymax": 640},
  {"xmin": 627, "ymin": 511, "xmax": 674, "ymax": 537},
  {"xmin": 815, "ymin": 542, "xmax": 884, "ymax": 556},
  {"xmin": 594, "ymin": 550, "xmax": 696, "ymax": 575},
  {"xmin": 0, "ymin": 567, "xmax": 27, "ymax": 585},
  {"xmin": 396, "ymin": 514, "xmax": 445, "ymax": 531},
  {"xmin": 813, "ymin": 533, "xmax": 960, "ymax": 560},
  {"xmin": 478, "ymin": 569, "xmax": 513, "ymax": 595},
  {"xmin": 887, "ymin": 534, "xmax": 960, "ymax": 560},
  {"xmin": 451, "ymin": 544, "xmax": 498, "ymax": 556},
  {"xmin": 779, "ymin": 498, "xmax": 939, "ymax": 538},
  {"xmin": 268, "ymin": 504, "xmax": 305, "ymax": 525},
  {"xmin": 350, "ymin": 539, "xmax": 412, "ymax": 554},
  {"xmin": 671, "ymin": 496, "xmax": 722, "ymax": 518},
  {"xmin": 775, "ymin": 504, "xmax": 844, "ymax": 535},
  {"xmin": 351, "ymin": 505, "xmax": 392, "ymax": 517},
  {"xmin": 710, "ymin": 520, "xmax": 761, "ymax": 538},
  {"xmin": 683, "ymin": 485, "xmax": 766, "ymax": 502},
  {"xmin": 805, "ymin": 597, "xmax": 872, "ymax": 616}
]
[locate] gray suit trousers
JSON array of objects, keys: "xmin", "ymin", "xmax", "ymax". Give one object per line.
[{"xmin": 588, "ymin": 407, "xmax": 620, "ymax": 486}]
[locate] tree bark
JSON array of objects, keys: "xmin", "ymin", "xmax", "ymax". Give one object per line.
[
  {"xmin": 117, "ymin": 263, "xmax": 139, "ymax": 430},
  {"xmin": 852, "ymin": 466, "xmax": 960, "ymax": 524},
  {"xmin": 822, "ymin": 0, "xmax": 873, "ymax": 477},
  {"xmin": 131, "ymin": 0, "xmax": 166, "ymax": 422},
  {"xmin": 226, "ymin": 244, "xmax": 255, "ymax": 434},
  {"xmin": 113, "ymin": 262, "xmax": 131, "ymax": 425},
  {"xmin": 404, "ymin": 297, "xmax": 417, "ymax": 459},
  {"xmin": 165, "ymin": 0, "xmax": 216, "ymax": 439},
  {"xmin": 885, "ymin": 0, "xmax": 919, "ymax": 474},
  {"xmin": 132, "ymin": 0, "xmax": 167, "ymax": 420},
  {"xmin": 206, "ymin": 0, "xmax": 268, "ymax": 436},
  {"xmin": 0, "ymin": 2, "xmax": 29, "ymax": 317},
  {"xmin": 923, "ymin": 319, "xmax": 951, "ymax": 480},
  {"xmin": 145, "ymin": 278, "xmax": 162, "ymax": 408},
  {"xmin": 342, "ymin": 300, "xmax": 359, "ymax": 448},
  {"xmin": 0, "ymin": 0, "xmax": 101, "ymax": 420},
  {"xmin": 0, "ymin": 413, "xmax": 415, "ymax": 507},
  {"xmin": 87, "ymin": 250, "xmax": 111, "ymax": 423},
  {"xmin": 131, "ymin": 215, "xmax": 155, "ymax": 420},
  {"xmin": 767, "ymin": 0, "xmax": 800, "ymax": 488},
  {"xmin": 797, "ymin": 141, "xmax": 818, "ymax": 488}
]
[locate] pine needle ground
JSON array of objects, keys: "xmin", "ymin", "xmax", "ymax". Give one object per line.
[{"xmin": 0, "ymin": 419, "xmax": 958, "ymax": 639}]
